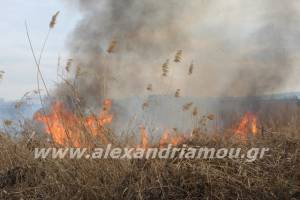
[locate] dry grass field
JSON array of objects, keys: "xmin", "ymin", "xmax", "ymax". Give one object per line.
[
  {"xmin": 1, "ymin": 8, "xmax": 300, "ymax": 200},
  {"xmin": 0, "ymin": 119, "xmax": 299, "ymax": 200}
]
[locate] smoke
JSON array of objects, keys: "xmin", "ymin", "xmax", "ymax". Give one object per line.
[
  {"xmin": 58, "ymin": 0, "xmax": 300, "ymax": 108},
  {"xmin": 225, "ymin": 0, "xmax": 299, "ymax": 96}
]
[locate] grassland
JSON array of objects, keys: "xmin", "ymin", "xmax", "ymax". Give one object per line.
[{"xmin": 0, "ymin": 126, "xmax": 299, "ymax": 200}]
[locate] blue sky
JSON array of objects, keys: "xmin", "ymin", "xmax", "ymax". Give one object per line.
[{"xmin": 0, "ymin": 0, "xmax": 80, "ymax": 100}]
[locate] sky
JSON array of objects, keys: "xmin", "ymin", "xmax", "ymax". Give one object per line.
[
  {"xmin": 0, "ymin": 0, "xmax": 80, "ymax": 101},
  {"xmin": 1, "ymin": 0, "xmax": 300, "ymax": 101}
]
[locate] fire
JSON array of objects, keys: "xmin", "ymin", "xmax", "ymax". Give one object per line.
[
  {"xmin": 35, "ymin": 97, "xmax": 189, "ymax": 148},
  {"xmin": 159, "ymin": 131, "xmax": 170, "ymax": 147},
  {"xmin": 137, "ymin": 128, "xmax": 186, "ymax": 149},
  {"xmin": 35, "ymin": 97, "xmax": 256, "ymax": 148},
  {"xmin": 138, "ymin": 126, "xmax": 148, "ymax": 149},
  {"xmin": 34, "ymin": 99, "xmax": 113, "ymax": 147},
  {"xmin": 170, "ymin": 134, "xmax": 185, "ymax": 146},
  {"xmin": 159, "ymin": 130, "xmax": 185, "ymax": 147},
  {"xmin": 234, "ymin": 112, "xmax": 258, "ymax": 140}
]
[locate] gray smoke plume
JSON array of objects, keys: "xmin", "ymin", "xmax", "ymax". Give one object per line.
[
  {"xmin": 225, "ymin": 0, "xmax": 299, "ymax": 97},
  {"xmin": 58, "ymin": 0, "xmax": 210, "ymax": 107},
  {"xmin": 58, "ymin": 0, "xmax": 300, "ymax": 108}
]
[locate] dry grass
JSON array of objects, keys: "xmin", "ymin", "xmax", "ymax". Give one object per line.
[
  {"xmin": 0, "ymin": 128, "xmax": 299, "ymax": 200},
  {"xmin": 5, "ymin": 10, "xmax": 298, "ymax": 200}
]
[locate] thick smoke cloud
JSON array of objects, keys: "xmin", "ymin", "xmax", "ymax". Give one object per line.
[
  {"xmin": 225, "ymin": 0, "xmax": 299, "ymax": 96},
  {"xmin": 59, "ymin": 0, "xmax": 300, "ymax": 107}
]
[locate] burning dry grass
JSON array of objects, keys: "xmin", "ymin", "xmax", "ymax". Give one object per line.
[
  {"xmin": 33, "ymin": 99, "xmax": 113, "ymax": 147},
  {"xmin": 0, "ymin": 129, "xmax": 299, "ymax": 200},
  {"xmin": 4, "ymin": 9, "xmax": 298, "ymax": 200}
]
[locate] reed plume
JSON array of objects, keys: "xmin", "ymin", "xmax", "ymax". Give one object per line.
[
  {"xmin": 188, "ymin": 62, "xmax": 194, "ymax": 75},
  {"xmin": 14, "ymin": 91, "xmax": 35, "ymax": 109},
  {"xmin": 3, "ymin": 120, "xmax": 12, "ymax": 127},
  {"xmin": 65, "ymin": 59, "xmax": 73, "ymax": 72},
  {"xmin": 183, "ymin": 102, "xmax": 193, "ymax": 111},
  {"xmin": 0, "ymin": 70, "xmax": 5, "ymax": 80},
  {"xmin": 175, "ymin": 89, "xmax": 181, "ymax": 97},
  {"xmin": 142, "ymin": 101, "xmax": 149, "ymax": 110},
  {"xmin": 146, "ymin": 84, "xmax": 153, "ymax": 91},
  {"xmin": 49, "ymin": 11, "xmax": 60, "ymax": 29},
  {"xmin": 207, "ymin": 113, "xmax": 215, "ymax": 120},
  {"xmin": 75, "ymin": 66, "xmax": 82, "ymax": 78},
  {"xmin": 174, "ymin": 50, "xmax": 183, "ymax": 63},
  {"xmin": 192, "ymin": 107, "xmax": 198, "ymax": 116},
  {"xmin": 161, "ymin": 59, "xmax": 169, "ymax": 77},
  {"xmin": 107, "ymin": 40, "xmax": 117, "ymax": 53}
]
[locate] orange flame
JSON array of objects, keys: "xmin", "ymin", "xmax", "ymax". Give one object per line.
[
  {"xmin": 234, "ymin": 112, "xmax": 258, "ymax": 140},
  {"xmin": 159, "ymin": 130, "xmax": 185, "ymax": 147},
  {"xmin": 138, "ymin": 126, "xmax": 148, "ymax": 149},
  {"xmin": 171, "ymin": 134, "xmax": 185, "ymax": 146},
  {"xmin": 159, "ymin": 130, "xmax": 170, "ymax": 147},
  {"xmin": 138, "ymin": 128, "xmax": 186, "ymax": 149},
  {"xmin": 34, "ymin": 99, "xmax": 113, "ymax": 147},
  {"xmin": 35, "ymin": 97, "xmax": 190, "ymax": 149}
]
